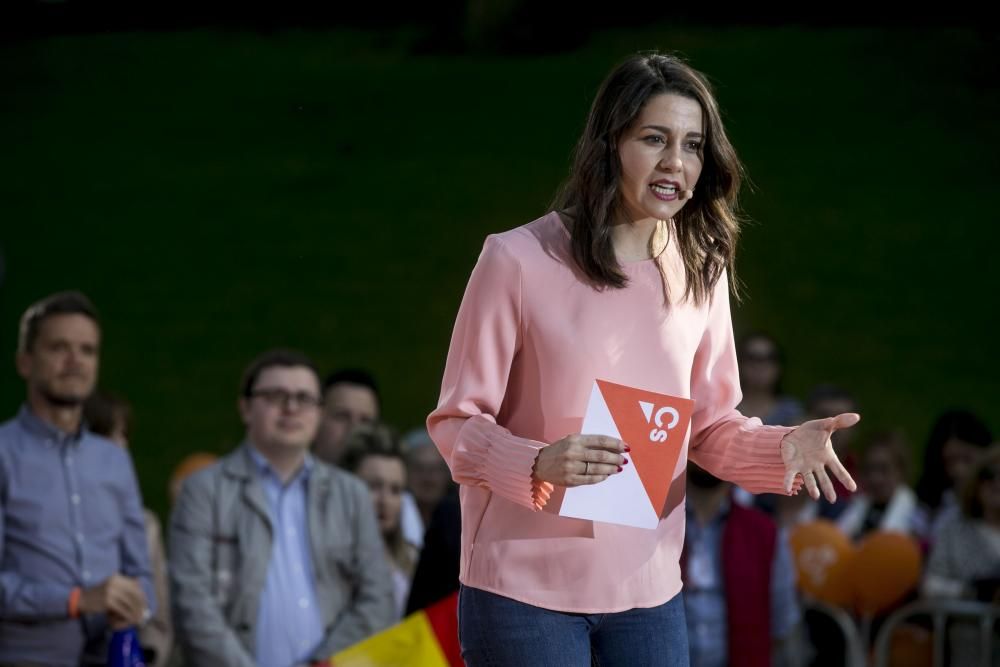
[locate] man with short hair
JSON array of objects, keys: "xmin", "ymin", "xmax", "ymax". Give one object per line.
[
  {"xmin": 170, "ymin": 349, "xmax": 394, "ymax": 666},
  {"xmin": 0, "ymin": 291, "xmax": 153, "ymax": 666},
  {"xmin": 313, "ymin": 368, "xmax": 380, "ymax": 466}
]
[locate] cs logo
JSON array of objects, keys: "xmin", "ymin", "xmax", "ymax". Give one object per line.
[{"xmin": 639, "ymin": 401, "xmax": 679, "ymax": 443}]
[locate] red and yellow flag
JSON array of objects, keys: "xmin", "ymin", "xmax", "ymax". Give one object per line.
[{"xmin": 327, "ymin": 592, "xmax": 462, "ymax": 667}]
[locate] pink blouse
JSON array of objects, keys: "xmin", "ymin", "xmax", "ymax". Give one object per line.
[{"xmin": 428, "ymin": 212, "xmax": 796, "ymax": 613}]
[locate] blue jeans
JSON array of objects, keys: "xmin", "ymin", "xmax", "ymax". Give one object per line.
[{"xmin": 458, "ymin": 585, "xmax": 690, "ymax": 666}]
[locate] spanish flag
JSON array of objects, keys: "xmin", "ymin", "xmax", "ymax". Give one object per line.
[{"xmin": 328, "ymin": 592, "xmax": 463, "ymax": 666}]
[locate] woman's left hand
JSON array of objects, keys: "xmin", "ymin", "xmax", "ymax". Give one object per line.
[{"xmin": 780, "ymin": 412, "xmax": 860, "ymax": 501}]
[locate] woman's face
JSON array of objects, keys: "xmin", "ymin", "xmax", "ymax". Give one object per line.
[
  {"xmin": 862, "ymin": 446, "xmax": 902, "ymax": 505},
  {"xmin": 739, "ymin": 337, "xmax": 781, "ymax": 392},
  {"xmin": 407, "ymin": 445, "xmax": 452, "ymax": 512},
  {"xmin": 943, "ymin": 437, "xmax": 980, "ymax": 488},
  {"xmin": 356, "ymin": 455, "xmax": 406, "ymax": 536},
  {"xmin": 617, "ymin": 93, "xmax": 704, "ymax": 223},
  {"xmin": 977, "ymin": 464, "xmax": 1000, "ymax": 517}
]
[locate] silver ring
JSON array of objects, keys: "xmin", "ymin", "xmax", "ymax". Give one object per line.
[{"xmin": 585, "ymin": 461, "xmax": 590, "ymax": 475}]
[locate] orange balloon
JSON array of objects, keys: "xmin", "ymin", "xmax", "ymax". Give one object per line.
[
  {"xmin": 850, "ymin": 530, "xmax": 922, "ymax": 616},
  {"xmin": 169, "ymin": 452, "xmax": 218, "ymax": 504},
  {"xmin": 789, "ymin": 520, "xmax": 856, "ymax": 607}
]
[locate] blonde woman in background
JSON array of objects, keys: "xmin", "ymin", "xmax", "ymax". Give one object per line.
[{"xmin": 342, "ymin": 423, "xmax": 420, "ymax": 620}]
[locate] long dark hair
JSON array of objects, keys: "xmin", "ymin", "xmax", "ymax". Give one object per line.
[
  {"xmin": 552, "ymin": 52, "xmax": 746, "ymax": 305},
  {"xmin": 961, "ymin": 445, "xmax": 1000, "ymax": 519},
  {"xmin": 915, "ymin": 409, "xmax": 993, "ymax": 510}
]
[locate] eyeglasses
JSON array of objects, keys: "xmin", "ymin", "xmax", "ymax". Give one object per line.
[{"xmin": 248, "ymin": 388, "xmax": 322, "ymax": 410}]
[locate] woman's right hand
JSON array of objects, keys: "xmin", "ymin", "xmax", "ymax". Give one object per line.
[{"xmin": 532, "ymin": 435, "xmax": 630, "ymax": 487}]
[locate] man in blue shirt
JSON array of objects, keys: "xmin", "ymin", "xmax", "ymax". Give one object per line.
[
  {"xmin": 170, "ymin": 349, "xmax": 394, "ymax": 666},
  {"xmin": 683, "ymin": 462, "xmax": 802, "ymax": 667},
  {"xmin": 0, "ymin": 291, "xmax": 154, "ymax": 666}
]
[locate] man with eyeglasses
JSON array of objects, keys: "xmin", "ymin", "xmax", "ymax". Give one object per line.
[{"xmin": 169, "ymin": 349, "xmax": 395, "ymax": 667}]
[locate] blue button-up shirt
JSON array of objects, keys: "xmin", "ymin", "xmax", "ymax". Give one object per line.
[
  {"xmin": 684, "ymin": 498, "xmax": 800, "ymax": 667},
  {"xmin": 0, "ymin": 405, "xmax": 154, "ymax": 666},
  {"xmin": 249, "ymin": 447, "xmax": 325, "ymax": 667}
]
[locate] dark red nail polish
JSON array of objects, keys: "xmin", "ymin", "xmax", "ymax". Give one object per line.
[
  {"xmin": 623, "ymin": 458, "xmax": 629, "ymax": 465},
  {"xmin": 617, "ymin": 466, "xmax": 623, "ymax": 472},
  {"xmin": 625, "ymin": 445, "xmax": 632, "ymax": 452}
]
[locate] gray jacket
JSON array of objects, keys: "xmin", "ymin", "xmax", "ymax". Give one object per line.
[{"xmin": 168, "ymin": 445, "xmax": 395, "ymax": 666}]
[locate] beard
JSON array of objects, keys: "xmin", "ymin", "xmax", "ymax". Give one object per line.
[{"xmin": 38, "ymin": 379, "xmax": 92, "ymax": 407}]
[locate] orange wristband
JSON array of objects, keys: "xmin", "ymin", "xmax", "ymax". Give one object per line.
[{"xmin": 68, "ymin": 586, "xmax": 81, "ymax": 618}]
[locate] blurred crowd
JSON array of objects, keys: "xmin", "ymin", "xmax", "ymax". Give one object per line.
[{"xmin": 1, "ymin": 292, "xmax": 996, "ymax": 666}]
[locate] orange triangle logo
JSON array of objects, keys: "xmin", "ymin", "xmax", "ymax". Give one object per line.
[{"xmin": 595, "ymin": 379, "xmax": 694, "ymax": 515}]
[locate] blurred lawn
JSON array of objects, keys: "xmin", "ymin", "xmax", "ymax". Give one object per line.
[{"xmin": 1, "ymin": 25, "xmax": 997, "ymax": 519}]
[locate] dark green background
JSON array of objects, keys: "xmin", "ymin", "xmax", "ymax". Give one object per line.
[{"xmin": 2, "ymin": 25, "xmax": 997, "ymax": 520}]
